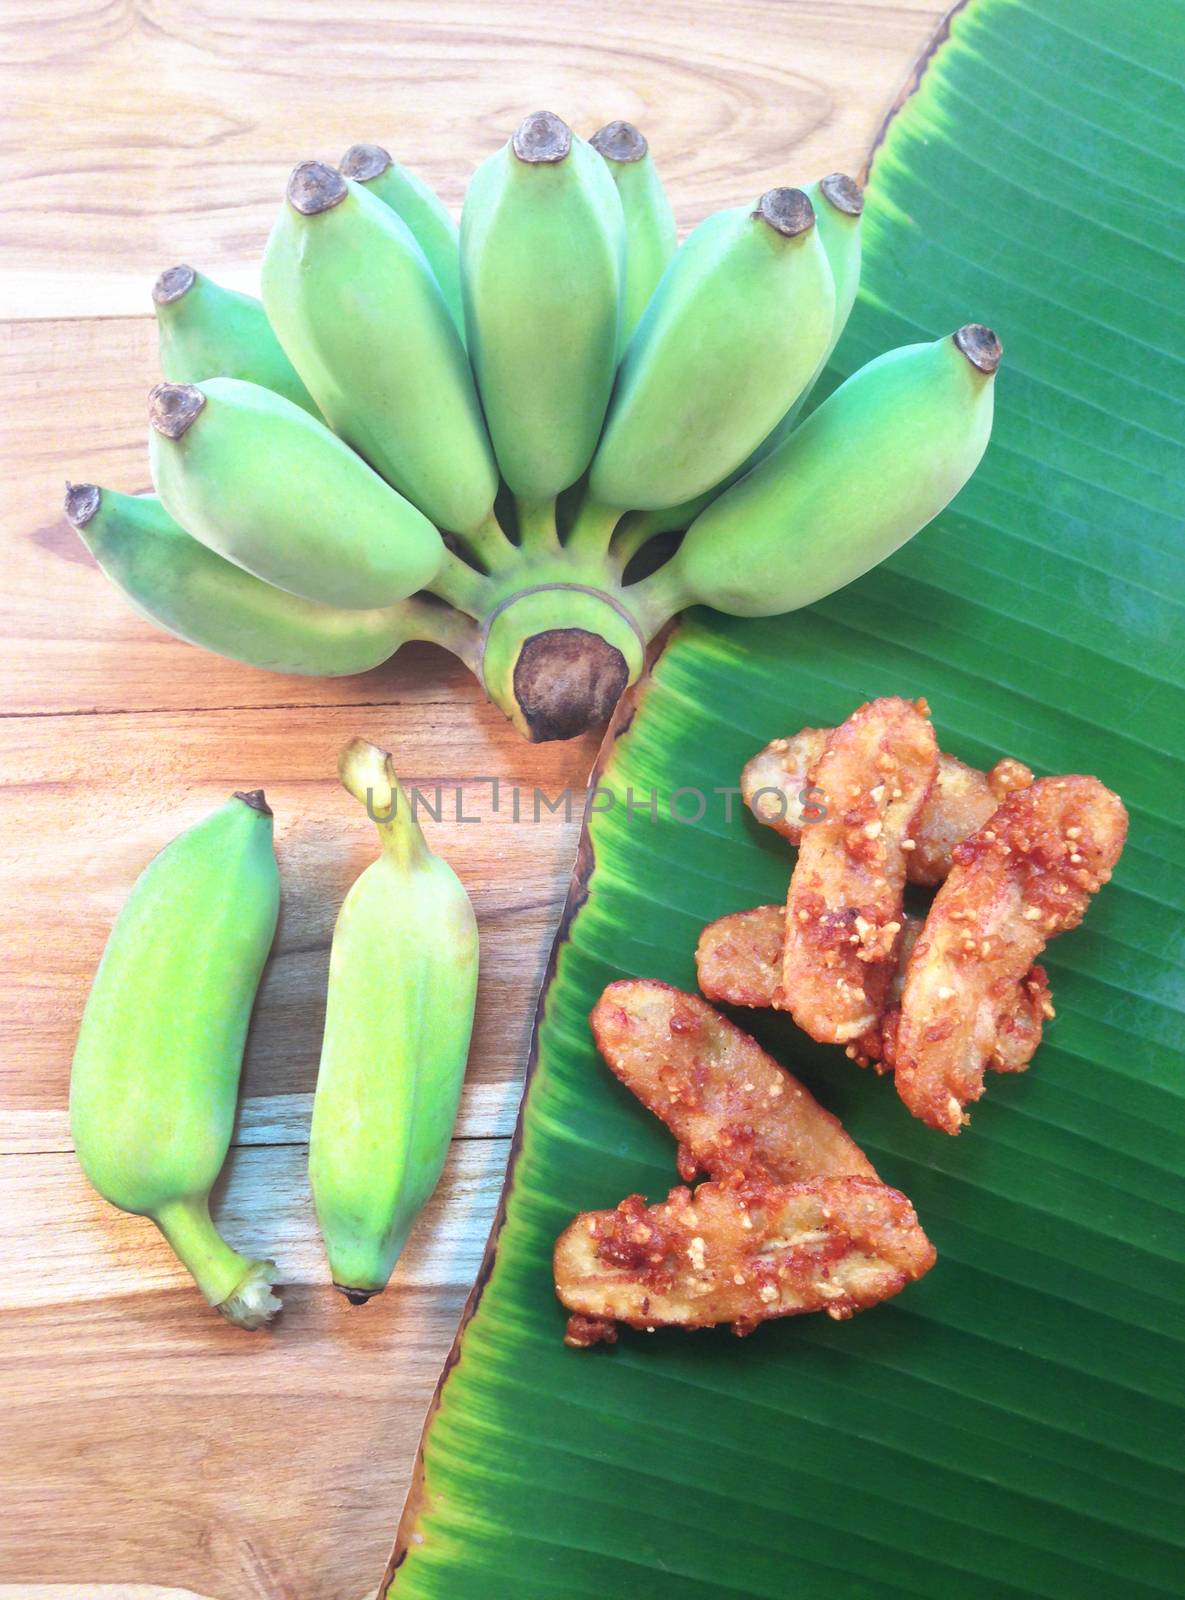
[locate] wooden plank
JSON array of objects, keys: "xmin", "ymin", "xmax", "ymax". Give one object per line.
[{"xmin": 0, "ymin": 2, "xmax": 945, "ymax": 1596}]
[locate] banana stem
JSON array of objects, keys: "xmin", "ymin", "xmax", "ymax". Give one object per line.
[
  {"xmin": 515, "ymin": 496, "xmax": 562, "ymax": 555},
  {"xmin": 401, "ymin": 596, "xmax": 481, "ymax": 673},
  {"xmin": 338, "ymin": 738, "xmax": 430, "ymax": 869},
  {"xmin": 425, "ymin": 551, "xmax": 492, "ymax": 618},
  {"xmin": 625, "ymin": 554, "xmax": 693, "ymax": 639},
  {"xmin": 155, "ymin": 1196, "xmax": 279, "ymax": 1327},
  {"xmin": 454, "ymin": 509, "xmax": 520, "ymax": 574},
  {"xmin": 564, "ymin": 495, "xmax": 623, "ymax": 560}
]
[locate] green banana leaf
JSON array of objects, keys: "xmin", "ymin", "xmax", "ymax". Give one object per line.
[{"xmin": 385, "ymin": 0, "xmax": 1185, "ymax": 1593}]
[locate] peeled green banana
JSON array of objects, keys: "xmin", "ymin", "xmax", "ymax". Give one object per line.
[
  {"xmin": 147, "ymin": 376, "xmax": 445, "ymax": 609},
  {"xmin": 152, "ymin": 265, "xmax": 319, "ymax": 416},
  {"xmin": 461, "ymin": 111, "xmax": 625, "ymax": 516},
  {"xmin": 262, "ymin": 163, "xmax": 500, "ymax": 542},
  {"xmin": 586, "ymin": 188, "xmax": 834, "ymax": 520},
  {"xmin": 309, "ymin": 740, "xmax": 479, "ymax": 1301},
  {"xmin": 590, "ymin": 121, "xmax": 677, "ymax": 356},
  {"xmin": 70, "ymin": 792, "xmax": 281, "ymax": 1329},
  {"xmin": 338, "ymin": 143, "xmax": 465, "ymax": 337},
  {"xmin": 636, "ymin": 326, "xmax": 1002, "ymax": 624},
  {"xmin": 66, "ymin": 483, "xmax": 475, "ymax": 675}
]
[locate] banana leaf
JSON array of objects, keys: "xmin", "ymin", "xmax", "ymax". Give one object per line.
[{"xmin": 384, "ymin": 0, "xmax": 1185, "ymax": 1592}]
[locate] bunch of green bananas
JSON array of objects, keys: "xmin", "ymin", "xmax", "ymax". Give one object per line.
[
  {"xmin": 67, "ymin": 114, "xmax": 1001, "ymax": 742},
  {"xmin": 71, "ymin": 744, "xmax": 478, "ymax": 1325}
]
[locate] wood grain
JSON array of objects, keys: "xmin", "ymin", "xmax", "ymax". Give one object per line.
[{"xmin": 0, "ymin": 3, "xmax": 945, "ymax": 1596}]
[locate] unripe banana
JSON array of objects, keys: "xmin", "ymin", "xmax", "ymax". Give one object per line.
[
  {"xmin": 461, "ymin": 111, "xmax": 625, "ymax": 507},
  {"xmin": 65, "ymin": 483, "xmax": 474, "ymax": 676},
  {"xmin": 746, "ymin": 172, "xmax": 865, "ymax": 464},
  {"xmin": 147, "ymin": 377, "xmax": 445, "ymax": 609},
  {"xmin": 590, "ymin": 121, "xmax": 677, "ymax": 356},
  {"xmin": 606, "ymin": 175, "xmax": 865, "ymax": 567},
  {"xmin": 70, "ymin": 792, "xmax": 281, "ymax": 1329},
  {"xmin": 587, "ymin": 188, "xmax": 835, "ymax": 514},
  {"xmin": 309, "ymin": 740, "xmax": 479, "ymax": 1301},
  {"xmin": 338, "ymin": 143, "xmax": 465, "ymax": 338},
  {"xmin": 262, "ymin": 163, "xmax": 500, "ymax": 541},
  {"xmin": 636, "ymin": 325, "xmax": 1001, "ymax": 624},
  {"xmin": 151, "ymin": 265, "xmax": 319, "ymax": 416}
]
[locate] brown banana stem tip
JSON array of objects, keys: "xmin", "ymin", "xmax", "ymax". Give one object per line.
[
  {"xmin": 64, "ymin": 482, "xmax": 101, "ymax": 529},
  {"xmin": 590, "ymin": 120, "xmax": 648, "ymax": 162},
  {"xmin": 819, "ymin": 172, "xmax": 864, "ymax": 216},
  {"xmin": 233, "ymin": 789, "xmax": 272, "ymax": 815},
  {"xmin": 287, "ymin": 160, "xmax": 349, "ymax": 215},
  {"xmin": 512, "ymin": 110, "xmax": 571, "ymax": 164},
  {"xmin": 148, "ymin": 382, "xmax": 206, "ymax": 440},
  {"xmin": 954, "ymin": 323, "xmax": 1003, "ymax": 374},
  {"xmin": 339, "ymin": 142, "xmax": 392, "ymax": 182},
  {"xmin": 152, "ymin": 263, "xmax": 197, "ymax": 305},
  {"xmin": 756, "ymin": 187, "xmax": 815, "ymax": 238},
  {"xmin": 513, "ymin": 628, "xmax": 628, "ymax": 742},
  {"xmin": 335, "ymin": 1284, "xmax": 378, "ymax": 1305}
]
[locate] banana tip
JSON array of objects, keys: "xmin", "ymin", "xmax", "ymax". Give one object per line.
[
  {"xmin": 513, "ymin": 110, "xmax": 572, "ymax": 164},
  {"xmin": 287, "ymin": 160, "xmax": 349, "ymax": 216},
  {"xmin": 819, "ymin": 173, "xmax": 864, "ymax": 216},
  {"xmin": 149, "ymin": 382, "xmax": 206, "ymax": 440},
  {"xmin": 335, "ymin": 1282, "xmax": 381, "ymax": 1306},
  {"xmin": 756, "ymin": 187, "xmax": 815, "ymax": 238},
  {"xmin": 590, "ymin": 120, "xmax": 648, "ymax": 163},
  {"xmin": 152, "ymin": 263, "xmax": 196, "ymax": 305},
  {"xmin": 233, "ymin": 788, "xmax": 272, "ymax": 816},
  {"xmin": 340, "ymin": 142, "xmax": 392, "ymax": 182},
  {"xmin": 64, "ymin": 481, "xmax": 101, "ymax": 530},
  {"xmin": 954, "ymin": 323, "xmax": 1003, "ymax": 374}
]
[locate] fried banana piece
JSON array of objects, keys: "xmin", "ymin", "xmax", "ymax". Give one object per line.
[
  {"xmin": 781, "ymin": 698, "xmax": 937, "ymax": 1043},
  {"xmin": 556, "ymin": 1174, "xmax": 937, "ymax": 1343},
  {"xmin": 894, "ymin": 776, "xmax": 1127, "ymax": 1133},
  {"xmin": 696, "ymin": 904, "xmax": 922, "ymax": 1017},
  {"xmin": 591, "ymin": 979, "xmax": 875, "ymax": 1184},
  {"xmin": 876, "ymin": 961, "xmax": 1051, "ymax": 1075},
  {"xmin": 742, "ymin": 731, "xmax": 1033, "ymax": 886}
]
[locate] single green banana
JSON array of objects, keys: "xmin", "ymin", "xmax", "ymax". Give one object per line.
[
  {"xmin": 309, "ymin": 739, "xmax": 479, "ymax": 1301},
  {"xmin": 590, "ymin": 121, "xmax": 677, "ymax": 356},
  {"xmin": 605, "ymin": 174, "xmax": 865, "ymax": 563},
  {"xmin": 152, "ymin": 265, "xmax": 319, "ymax": 416},
  {"xmin": 147, "ymin": 377, "xmax": 445, "ymax": 609},
  {"xmin": 70, "ymin": 791, "xmax": 281, "ymax": 1329},
  {"xmin": 66, "ymin": 483, "xmax": 476, "ymax": 675},
  {"xmin": 585, "ymin": 188, "xmax": 834, "ymax": 521},
  {"xmin": 338, "ymin": 143, "xmax": 465, "ymax": 338},
  {"xmin": 262, "ymin": 163, "xmax": 504, "ymax": 550},
  {"xmin": 633, "ymin": 325, "xmax": 1002, "ymax": 625},
  {"xmin": 461, "ymin": 111, "xmax": 625, "ymax": 524}
]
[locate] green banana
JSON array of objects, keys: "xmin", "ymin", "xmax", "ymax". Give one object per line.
[
  {"xmin": 585, "ymin": 188, "xmax": 835, "ymax": 521},
  {"xmin": 152, "ymin": 265, "xmax": 319, "ymax": 416},
  {"xmin": 634, "ymin": 325, "xmax": 1001, "ymax": 625},
  {"xmin": 262, "ymin": 163, "xmax": 504, "ymax": 549},
  {"xmin": 309, "ymin": 739, "xmax": 479, "ymax": 1301},
  {"xmin": 461, "ymin": 111, "xmax": 625, "ymax": 526},
  {"xmin": 66, "ymin": 483, "xmax": 476, "ymax": 675},
  {"xmin": 338, "ymin": 143, "xmax": 465, "ymax": 338},
  {"xmin": 147, "ymin": 376, "xmax": 445, "ymax": 609},
  {"xmin": 606, "ymin": 173, "xmax": 866, "ymax": 564},
  {"xmin": 590, "ymin": 121, "xmax": 677, "ymax": 356},
  {"xmin": 70, "ymin": 792, "xmax": 281, "ymax": 1329}
]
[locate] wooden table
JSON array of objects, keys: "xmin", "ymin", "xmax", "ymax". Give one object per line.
[{"xmin": 0, "ymin": 4, "xmax": 945, "ymax": 1595}]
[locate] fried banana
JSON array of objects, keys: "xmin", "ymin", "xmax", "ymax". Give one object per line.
[
  {"xmin": 591, "ymin": 979, "xmax": 875, "ymax": 1184},
  {"xmin": 556, "ymin": 1173, "xmax": 937, "ymax": 1344},
  {"xmin": 742, "ymin": 729, "xmax": 1032, "ymax": 886},
  {"xmin": 893, "ymin": 776, "xmax": 1127, "ymax": 1133},
  {"xmin": 780, "ymin": 698, "xmax": 937, "ymax": 1044}
]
